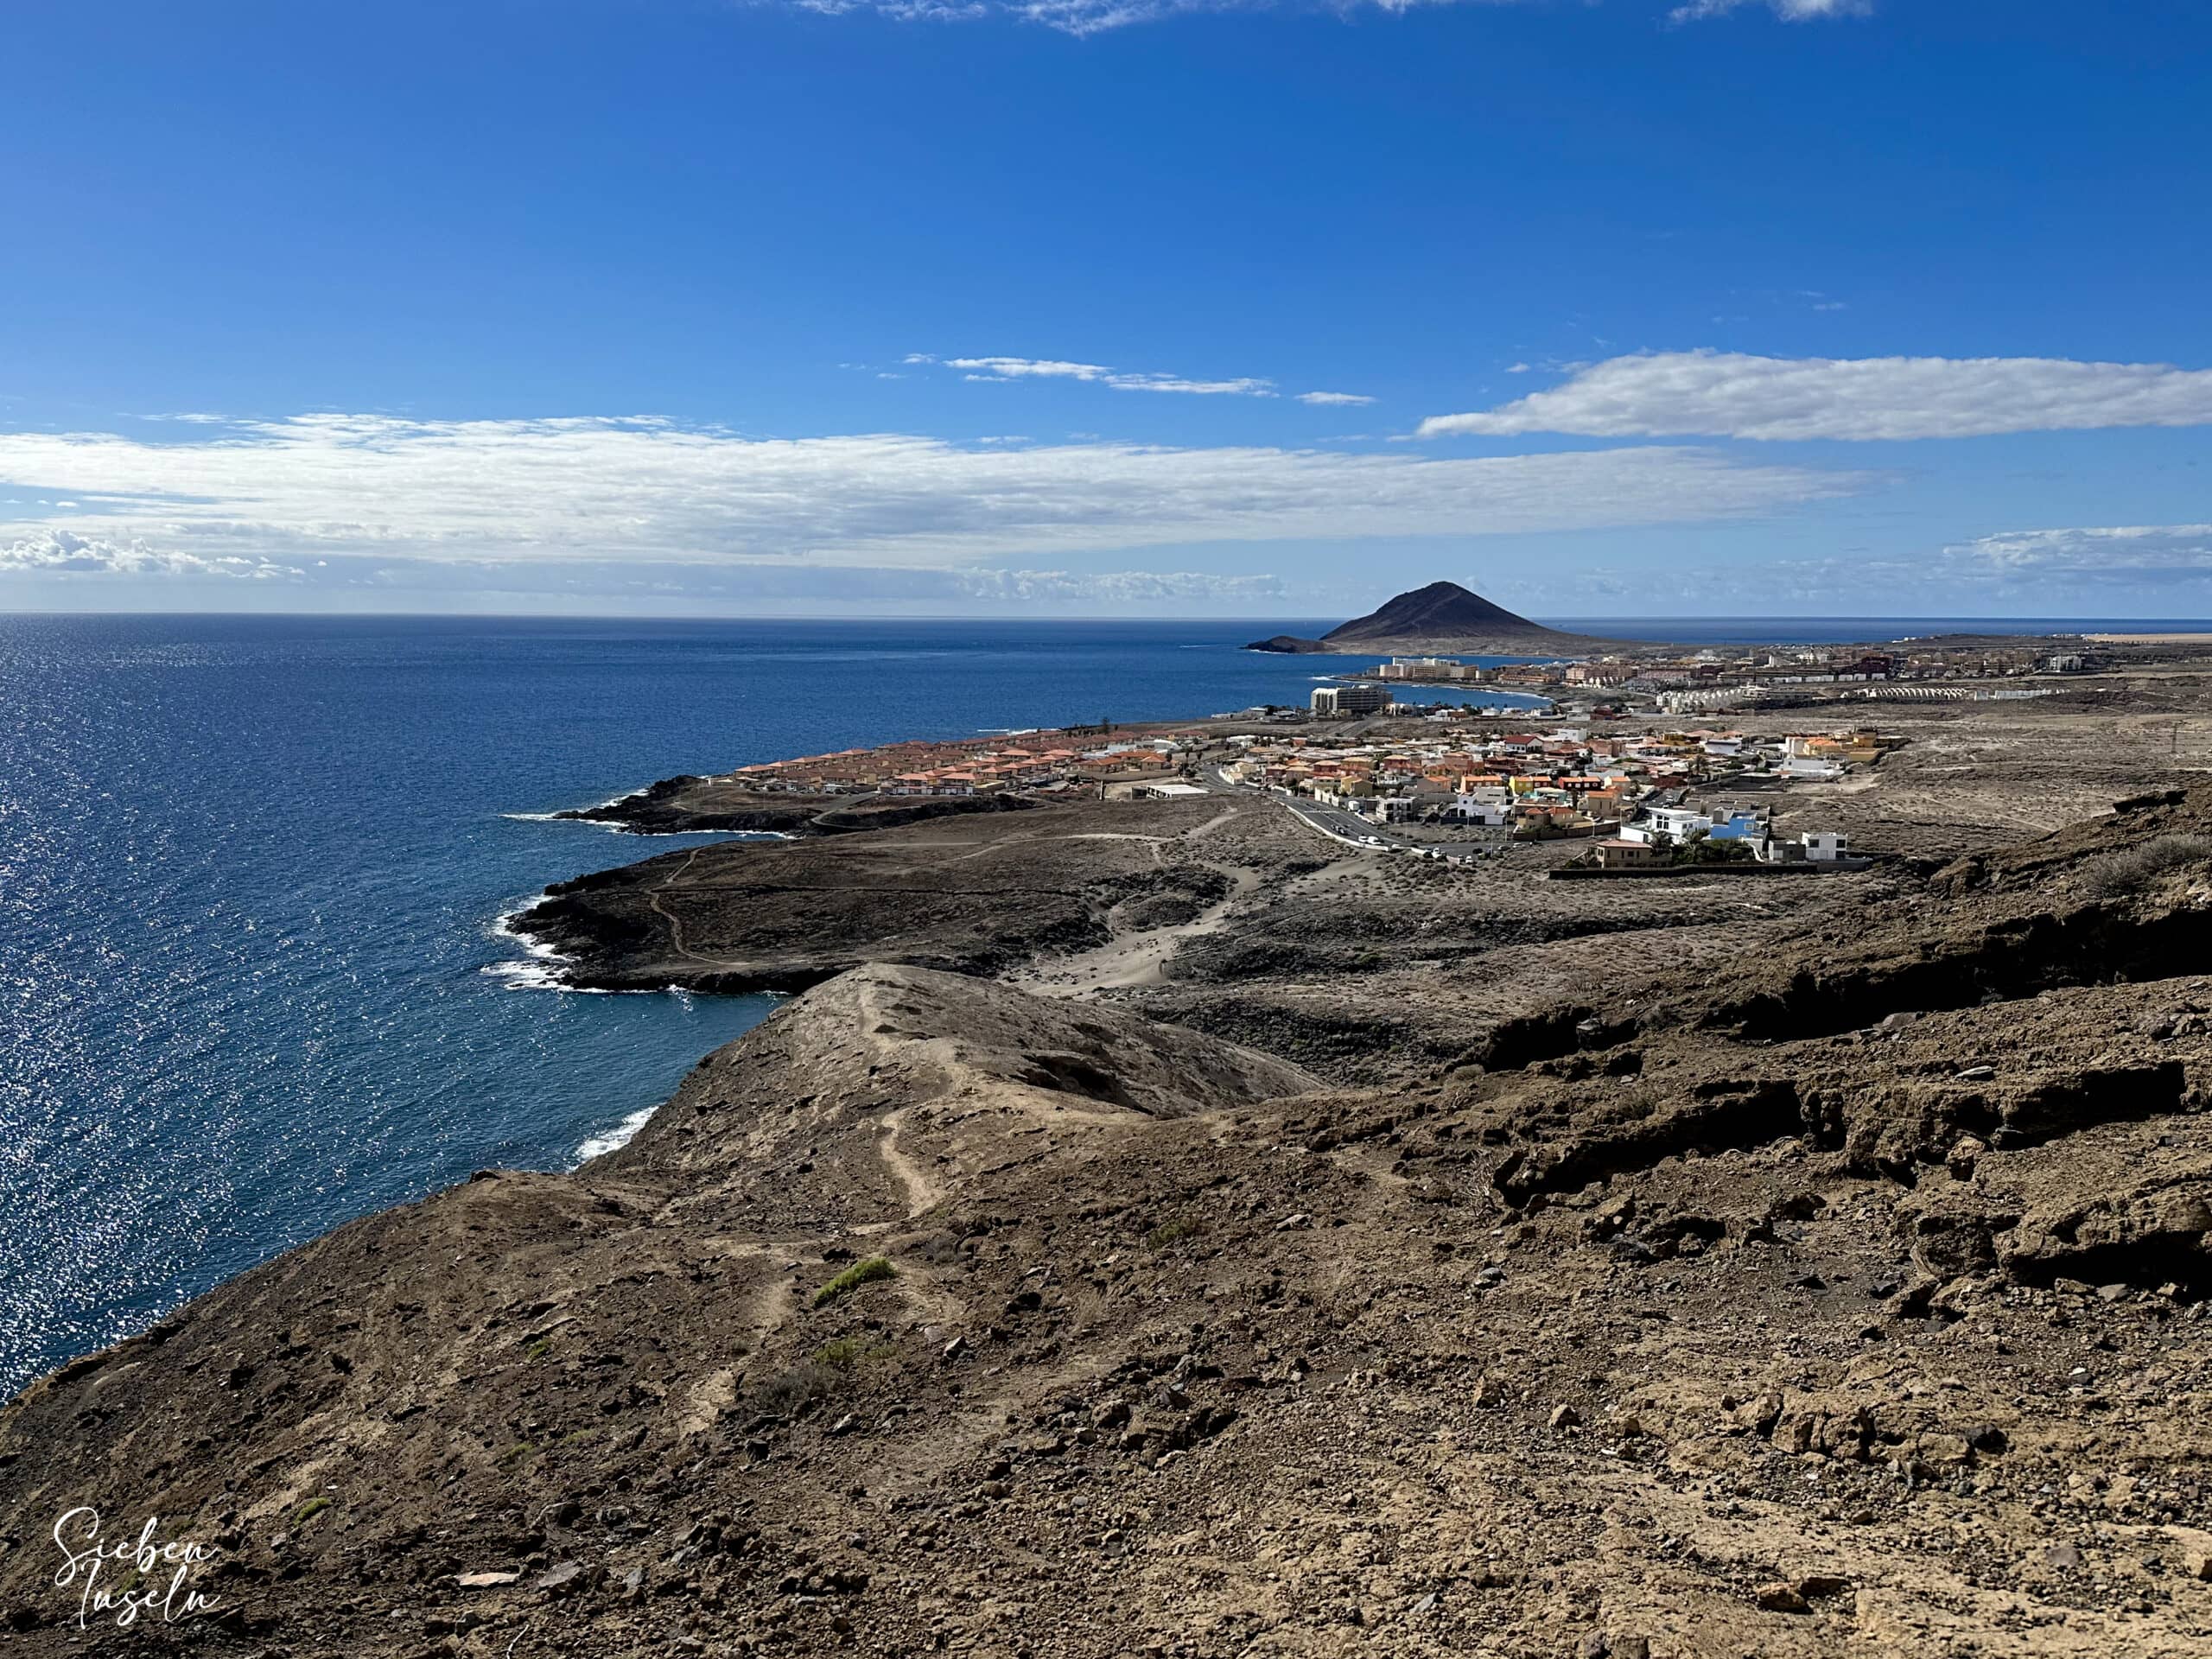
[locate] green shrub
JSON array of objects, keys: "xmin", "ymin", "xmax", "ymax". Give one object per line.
[
  {"xmin": 1145, "ymin": 1216, "xmax": 1205, "ymax": 1251},
  {"xmin": 813, "ymin": 1335, "xmax": 895, "ymax": 1370},
  {"xmin": 812, "ymin": 1255, "xmax": 895, "ymax": 1307}
]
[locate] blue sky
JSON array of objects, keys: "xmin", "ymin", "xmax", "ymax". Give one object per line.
[{"xmin": 3, "ymin": 0, "xmax": 2209, "ymax": 618}]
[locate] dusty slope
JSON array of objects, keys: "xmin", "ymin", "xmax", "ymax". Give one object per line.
[
  {"xmin": 8, "ymin": 787, "xmax": 2212, "ymax": 1656},
  {"xmin": 522, "ymin": 788, "xmax": 1855, "ymax": 1081},
  {"xmin": 21, "ymin": 665, "xmax": 2212, "ymax": 1659},
  {"xmin": 0, "ymin": 969, "xmax": 1325, "ymax": 1653}
]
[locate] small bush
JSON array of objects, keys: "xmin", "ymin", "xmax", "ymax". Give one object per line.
[
  {"xmin": 290, "ymin": 1497, "xmax": 331, "ymax": 1525},
  {"xmin": 2082, "ymin": 833, "xmax": 2212, "ymax": 899},
  {"xmin": 754, "ymin": 1337, "xmax": 897, "ymax": 1415},
  {"xmin": 812, "ymin": 1335, "xmax": 893, "ymax": 1370},
  {"xmin": 1145, "ymin": 1216, "xmax": 1206, "ymax": 1251},
  {"xmin": 754, "ymin": 1362, "xmax": 836, "ymax": 1415},
  {"xmin": 812, "ymin": 1255, "xmax": 895, "ymax": 1307},
  {"xmin": 495, "ymin": 1441, "xmax": 536, "ymax": 1468}
]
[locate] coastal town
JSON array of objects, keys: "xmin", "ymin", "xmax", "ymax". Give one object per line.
[
  {"xmin": 1347, "ymin": 638, "xmax": 2096, "ymax": 706},
  {"xmin": 696, "ymin": 648, "xmax": 1931, "ymax": 872},
  {"xmin": 32, "ymin": 601, "xmax": 2212, "ymax": 1659}
]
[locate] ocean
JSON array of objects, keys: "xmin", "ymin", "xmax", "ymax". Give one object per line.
[{"xmin": 0, "ymin": 610, "xmax": 2195, "ymax": 1396}]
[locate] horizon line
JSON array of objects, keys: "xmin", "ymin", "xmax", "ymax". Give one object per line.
[{"xmin": 2, "ymin": 607, "xmax": 2209, "ymax": 629}]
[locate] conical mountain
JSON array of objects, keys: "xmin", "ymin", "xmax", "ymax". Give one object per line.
[
  {"xmin": 1320, "ymin": 581, "xmax": 1547, "ymax": 644},
  {"xmin": 1244, "ymin": 580, "xmax": 1639, "ymax": 655}
]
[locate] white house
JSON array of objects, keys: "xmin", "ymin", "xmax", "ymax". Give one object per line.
[
  {"xmin": 1753, "ymin": 829, "xmax": 1854, "ymax": 864},
  {"xmin": 1445, "ymin": 798, "xmax": 1512, "ymax": 826},
  {"xmin": 1779, "ymin": 755, "xmax": 1846, "ymax": 781},
  {"xmin": 1621, "ymin": 804, "xmax": 1715, "ymax": 844}
]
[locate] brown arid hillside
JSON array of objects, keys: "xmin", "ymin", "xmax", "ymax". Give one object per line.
[{"xmin": 8, "ymin": 727, "xmax": 2212, "ymax": 1656}]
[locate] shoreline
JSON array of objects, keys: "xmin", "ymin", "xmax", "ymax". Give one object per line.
[
  {"xmin": 12, "ymin": 641, "xmax": 2212, "ymax": 1652},
  {"xmin": 483, "ymin": 899, "xmax": 612, "ymax": 994},
  {"xmin": 13, "ymin": 714, "xmax": 2212, "ymax": 1651}
]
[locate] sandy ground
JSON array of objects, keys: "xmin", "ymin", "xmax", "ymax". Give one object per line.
[{"xmin": 14, "ymin": 654, "xmax": 2212, "ymax": 1655}]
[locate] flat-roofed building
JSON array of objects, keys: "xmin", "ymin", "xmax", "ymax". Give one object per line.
[{"xmin": 1311, "ymin": 684, "xmax": 1391, "ymax": 718}]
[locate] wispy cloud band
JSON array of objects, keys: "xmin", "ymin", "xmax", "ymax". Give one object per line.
[
  {"xmin": 1418, "ymin": 351, "xmax": 2212, "ymax": 442},
  {"xmin": 796, "ymin": 0, "xmax": 1872, "ymax": 37},
  {"xmin": 1942, "ymin": 524, "xmax": 2212, "ymax": 586},
  {"xmin": 906, "ymin": 352, "xmax": 1363, "ymax": 404},
  {"xmin": 1669, "ymin": 0, "xmax": 1871, "ymax": 22},
  {"xmin": 0, "ymin": 413, "xmax": 1859, "ymax": 578}
]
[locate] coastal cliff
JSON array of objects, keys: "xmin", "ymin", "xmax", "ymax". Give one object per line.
[
  {"xmin": 9, "ymin": 740, "xmax": 2212, "ymax": 1652},
  {"xmin": 561, "ymin": 775, "xmax": 1037, "ymax": 836}
]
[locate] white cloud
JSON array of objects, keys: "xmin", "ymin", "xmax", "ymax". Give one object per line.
[
  {"xmin": 0, "ymin": 527, "xmax": 303, "ymax": 580},
  {"xmin": 273, "ymin": 556, "xmax": 1285, "ymax": 607},
  {"xmin": 787, "ymin": 0, "xmax": 1875, "ymax": 36},
  {"xmin": 1670, "ymin": 0, "xmax": 1872, "ymax": 20},
  {"xmin": 948, "ymin": 568, "xmax": 1285, "ymax": 602},
  {"xmin": 0, "ymin": 413, "xmax": 1860, "ymax": 578},
  {"xmin": 917, "ymin": 351, "xmax": 1374, "ymax": 404},
  {"xmin": 1120, "ymin": 375, "xmax": 1276, "ymax": 397},
  {"xmin": 1484, "ymin": 524, "xmax": 2212, "ymax": 613},
  {"xmin": 918, "ymin": 353, "xmax": 1281, "ymax": 397},
  {"xmin": 936, "ymin": 354, "xmax": 1115, "ymax": 382},
  {"xmin": 1940, "ymin": 524, "xmax": 2212, "ymax": 586},
  {"xmin": 1416, "ymin": 350, "xmax": 2212, "ymax": 442}
]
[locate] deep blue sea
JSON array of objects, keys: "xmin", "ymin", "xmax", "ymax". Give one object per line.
[{"xmin": 0, "ymin": 610, "xmax": 2197, "ymax": 1396}]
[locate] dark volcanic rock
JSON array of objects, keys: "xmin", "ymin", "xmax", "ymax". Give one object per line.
[
  {"xmin": 513, "ymin": 795, "xmax": 1248, "ymax": 994},
  {"xmin": 1242, "ymin": 579, "xmax": 1641, "ymax": 656},
  {"xmin": 806, "ymin": 793, "xmax": 1036, "ymax": 835},
  {"xmin": 1320, "ymin": 580, "xmax": 1555, "ymax": 645},
  {"xmin": 557, "ymin": 775, "xmax": 829, "ymax": 835},
  {"xmin": 561, "ymin": 777, "xmax": 1039, "ymax": 836}
]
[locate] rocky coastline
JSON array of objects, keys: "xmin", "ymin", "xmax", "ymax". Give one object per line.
[
  {"xmin": 9, "ymin": 680, "xmax": 2212, "ymax": 1655},
  {"xmin": 508, "ymin": 792, "xmax": 1235, "ymax": 997},
  {"xmin": 559, "ymin": 773, "xmax": 1039, "ymax": 836}
]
